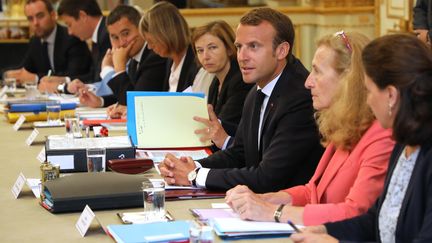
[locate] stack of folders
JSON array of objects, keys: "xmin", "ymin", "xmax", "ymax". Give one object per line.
[
  {"xmin": 191, "ymin": 208, "xmax": 299, "ymax": 238},
  {"xmin": 107, "ymin": 220, "xmax": 191, "ymax": 243},
  {"xmin": 5, "ymin": 100, "xmax": 76, "ymax": 123}
]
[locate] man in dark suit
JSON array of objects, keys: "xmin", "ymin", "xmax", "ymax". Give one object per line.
[
  {"xmin": 78, "ymin": 5, "xmax": 167, "ymax": 110},
  {"xmin": 5, "ymin": 0, "xmax": 91, "ymax": 87},
  {"xmin": 160, "ymin": 8, "xmax": 324, "ymax": 193},
  {"xmin": 38, "ymin": 0, "xmax": 112, "ymax": 94}
]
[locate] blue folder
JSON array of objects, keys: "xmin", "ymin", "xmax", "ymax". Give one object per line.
[
  {"xmin": 107, "ymin": 220, "xmax": 191, "ymax": 243},
  {"xmin": 126, "ymin": 91, "xmax": 205, "ymax": 146},
  {"xmin": 9, "ymin": 102, "xmax": 77, "ymax": 112}
]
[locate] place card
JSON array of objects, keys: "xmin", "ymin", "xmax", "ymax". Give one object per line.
[
  {"xmin": 26, "ymin": 128, "xmax": 39, "ymax": 146},
  {"xmin": 13, "ymin": 115, "xmax": 26, "ymax": 131},
  {"xmin": 11, "ymin": 172, "xmax": 27, "ymax": 199},
  {"xmin": 76, "ymin": 205, "xmax": 102, "ymax": 237}
]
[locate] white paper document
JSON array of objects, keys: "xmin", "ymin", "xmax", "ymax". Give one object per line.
[
  {"xmin": 134, "ymin": 95, "xmax": 211, "ymax": 148},
  {"xmin": 47, "ymin": 136, "xmax": 132, "ymax": 150},
  {"xmin": 136, "ymin": 149, "xmax": 209, "ymax": 162}
]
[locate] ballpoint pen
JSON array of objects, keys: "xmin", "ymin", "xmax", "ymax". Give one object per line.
[{"xmin": 288, "ymin": 220, "xmax": 302, "ymax": 233}]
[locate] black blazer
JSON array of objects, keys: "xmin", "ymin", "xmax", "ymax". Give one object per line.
[
  {"xmin": 207, "ymin": 60, "xmax": 253, "ymax": 136},
  {"xmin": 198, "ymin": 57, "xmax": 324, "ymax": 193},
  {"xmin": 326, "ymin": 143, "xmax": 432, "ymax": 243},
  {"xmin": 104, "ymin": 45, "xmax": 168, "ymax": 106},
  {"xmin": 22, "ymin": 24, "xmax": 92, "ymax": 80},
  {"xmin": 80, "ymin": 17, "xmax": 111, "ymax": 83},
  {"xmin": 162, "ymin": 45, "xmax": 199, "ymax": 92}
]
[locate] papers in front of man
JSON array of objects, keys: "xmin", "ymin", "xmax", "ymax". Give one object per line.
[
  {"xmin": 136, "ymin": 149, "xmax": 210, "ymax": 162},
  {"xmin": 107, "ymin": 220, "xmax": 190, "ymax": 243},
  {"xmin": 127, "ymin": 92, "xmax": 212, "ymax": 148},
  {"xmin": 212, "ymin": 217, "xmax": 300, "ymax": 238}
]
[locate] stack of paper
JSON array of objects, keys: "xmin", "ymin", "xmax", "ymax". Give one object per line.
[
  {"xmin": 127, "ymin": 92, "xmax": 212, "ymax": 148},
  {"xmin": 107, "ymin": 220, "xmax": 191, "ymax": 243},
  {"xmin": 212, "ymin": 217, "xmax": 297, "ymax": 238}
]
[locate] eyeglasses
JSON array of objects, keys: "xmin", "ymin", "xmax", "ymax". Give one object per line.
[{"xmin": 334, "ymin": 30, "xmax": 352, "ymax": 53}]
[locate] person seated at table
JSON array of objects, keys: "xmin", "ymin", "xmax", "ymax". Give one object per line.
[
  {"xmin": 159, "ymin": 7, "xmax": 324, "ymax": 193},
  {"xmin": 140, "ymin": 1, "xmax": 199, "ymax": 93},
  {"xmin": 105, "ymin": 1, "xmax": 201, "ymax": 118},
  {"xmin": 225, "ymin": 32, "xmax": 395, "ymax": 226},
  {"xmin": 191, "ymin": 20, "xmax": 253, "ymax": 150},
  {"xmin": 77, "ymin": 5, "xmax": 167, "ymax": 109},
  {"xmin": 39, "ymin": 0, "xmax": 111, "ymax": 94},
  {"xmin": 290, "ymin": 34, "xmax": 432, "ymax": 243},
  {"xmin": 4, "ymin": 0, "xmax": 91, "ymax": 87}
]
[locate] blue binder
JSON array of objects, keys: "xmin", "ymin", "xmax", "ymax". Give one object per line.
[
  {"xmin": 107, "ymin": 220, "xmax": 191, "ymax": 243},
  {"xmin": 9, "ymin": 102, "xmax": 77, "ymax": 112}
]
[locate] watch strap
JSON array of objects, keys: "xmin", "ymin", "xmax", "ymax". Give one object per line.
[{"xmin": 273, "ymin": 204, "xmax": 285, "ymax": 223}]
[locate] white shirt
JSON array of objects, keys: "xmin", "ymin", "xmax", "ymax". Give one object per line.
[
  {"xmin": 168, "ymin": 54, "xmax": 186, "ymax": 92},
  {"xmin": 91, "ymin": 17, "xmax": 103, "ymax": 44},
  {"xmin": 195, "ymin": 70, "xmax": 283, "ymax": 188}
]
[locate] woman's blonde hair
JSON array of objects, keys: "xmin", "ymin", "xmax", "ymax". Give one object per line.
[
  {"xmin": 317, "ymin": 32, "xmax": 374, "ymax": 151},
  {"xmin": 192, "ymin": 20, "xmax": 237, "ymax": 60},
  {"xmin": 140, "ymin": 1, "xmax": 190, "ymax": 55}
]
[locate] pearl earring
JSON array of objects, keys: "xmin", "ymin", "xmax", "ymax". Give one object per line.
[{"xmin": 388, "ymin": 103, "xmax": 393, "ymax": 117}]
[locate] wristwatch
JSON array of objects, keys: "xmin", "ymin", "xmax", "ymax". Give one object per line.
[
  {"xmin": 273, "ymin": 204, "xmax": 286, "ymax": 223},
  {"xmin": 187, "ymin": 167, "xmax": 200, "ymax": 186}
]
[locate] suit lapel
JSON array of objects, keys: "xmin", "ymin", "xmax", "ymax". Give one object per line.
[
  {"xmin": 316, "ymin": 149, "xmax": 350, "ymax": 201},
  {"xmin": 52, "ymin": 24, "xmax": 62, "ymax": 73},
  {"xmin": 176, "ymin": 46, "xmax": 194, "ymax": 92}
]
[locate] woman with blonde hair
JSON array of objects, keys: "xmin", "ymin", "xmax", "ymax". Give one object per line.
[
  {"xmin": 225, "ymin": 31, "xmax": 395, "ymax": 226},
  {"xmin": 192, "ymin": 20, "xmax": 253, "ymax": 150},
  {"xmin": 140, "ymin": 1, "xmax": 198, "ymax": 92}
]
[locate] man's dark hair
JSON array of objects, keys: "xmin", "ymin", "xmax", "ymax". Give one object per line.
[
  {"xmin": 106, "ymin": 5, "xmax": 141, "ymax": 27},
  {"xmin": 240, "ymin": 8, "xmax": 295, "ymax": 57},
  {"xmin": 26, "ymin": 0, "xmax": 54, "ymax": 13},
  {"xmin": 58, "ymin": 0, "xmax": 102, "ymax": 19}
]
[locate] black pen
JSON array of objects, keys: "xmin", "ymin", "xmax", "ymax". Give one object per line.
[{"xmin": 288, "ymin": 220, "xmax": 302, "ymax": 233}]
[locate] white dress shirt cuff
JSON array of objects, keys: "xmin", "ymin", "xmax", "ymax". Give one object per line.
[
  {"xmin": 193, "ymin": 161, "xmax": 208, "ymax": 188},
  {"xmin": 221, "ymin": 136, "xmax": 232, "ymax": 150},
  {"xmin": 100, "ymin": 66, "xmax": 115, "ymax": 80}
]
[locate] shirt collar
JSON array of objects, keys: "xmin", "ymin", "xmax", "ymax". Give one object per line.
[
  {"xmin": 132, "ymin": 42, "xmax": 146, "ymax": 63},
  {"xmin": 91, "ymin": 17, "xmax": 103, "ymax": 43},
  {"xmin": 42, "ymin": 24, "xmax": 57, "ymax": 44},
  {"xmin": 258, "ymin": 69, "xmax": 283, "ymax": 98}
]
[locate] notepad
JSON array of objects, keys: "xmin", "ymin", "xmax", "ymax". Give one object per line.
[
  {"xmin": 212, "ymin": 217, "xmax": 300, "ymax": 237},
  {"xmin": 127, "ymin": 92, "xmax": 212, "ymax": 148},
  {"xmin": 107, "ymin": 220, "xmax": 190, "ymax": 243}
]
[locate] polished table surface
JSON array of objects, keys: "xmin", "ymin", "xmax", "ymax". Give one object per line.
[{"xmin": 0, "ymin": 113, "xmax": 292, "ymax": 242}]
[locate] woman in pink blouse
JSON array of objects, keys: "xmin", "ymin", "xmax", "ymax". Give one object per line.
[{"xmin": 225, "ymin": 32, "xmax": 395, "ymax": 226}]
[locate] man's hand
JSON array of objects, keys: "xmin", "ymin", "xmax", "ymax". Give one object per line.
[
  {"xmin": 4, "ymin": 68, "xmax": 37, "ymax": 85},
  {"xmin": 194, "ymin": 105, "xmax": 228, "ymax": 148},
  {"xmin": 107, "ymin": 104, "xmax": 127, "ymax": 119},
  {"xmin": 67, "ymin": 79, "xmax": 85, "ymax": 94},
  {"xmin": 225, "ymin": 185, "xmax": 277, "ymax": 221},
  {"xmin": 102, "ymin": 49, "xmax": 114, "ymax": 69},
  {"xmin": 78, "ymin": 89, "xmax": 102, "ymax": 108},
  {"xmin": 159, "ymin": 153, "xmax": 196, "ymax": 186},
  {"xmin": 38, "ymin": 76, "xmax": 64, "ymax": 93},
  {"xmin": 112, "ymin": 38, "xmax": 136, "ymax": 73}
]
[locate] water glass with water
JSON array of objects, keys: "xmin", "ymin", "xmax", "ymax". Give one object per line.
[
  {"xmin": 86, "ymin": 147, "xmax": 106, "ymax": 172},
  {"xmin": 4, "ymin": 78, "xmax": 16, "ymax": 92},
  {"xmin": 46, "ymin": 100, "xmax": 61, "ymax": 124},
  {"xmin": 142, "ymin": 180, "xmax": 165, "ymax": 220},
  {"xmin": 24, "ymin": 80, "xmax": 39, "ymax": 99}
]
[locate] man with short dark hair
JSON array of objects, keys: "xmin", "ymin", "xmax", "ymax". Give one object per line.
[
  {"xmin": 39, "ymin": 0, "xmax": 111, "ymax": 94},
  {"xmin": 160, "ymin": 8, "xmax": 324, "ymax": 193},
  {"xmin": 78, "ymin": 5, "xmax": 167, "ymax": 111},
  {"xmin": 5, "ymin": 0, "xmax": 91, "ymax": 87}
]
